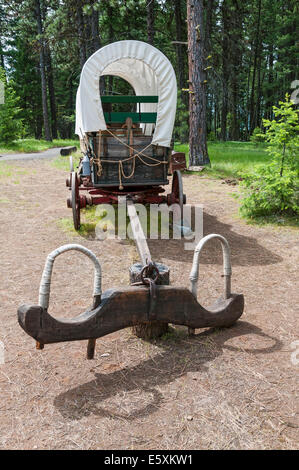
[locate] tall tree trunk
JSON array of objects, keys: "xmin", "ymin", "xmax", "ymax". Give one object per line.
[
  {"xmin": 174, "ymin": 0, "xmax": 185, "ymax": 96},
  {"xmin": 106, "ymin": 0, "xmax": 114, "ymax": 94},
  {"xmin": 45, "ymin": 46, "xmax": 57, "ymax": 139},
  {"xmin": 76, "ymin": 0, "xmax": 87, "ymax": 69},
  {"xmin": 230, "ymin": 0, "xmax": 242, "ymax": 141},
  {"xmin": 249, "ymin": 0, "xmax": 262, "ymax": 134},
  {"xmin": 90, "ymin": 3, "xmax": 100, "ymax": 52},
  {"xmin": 89, "ymin": 2, "xmax": 105, "ymax": 95},
  {"xmin": 204, "ymin": 0, "xmax": 214, "ymax": 136},
  {"xmin": 204, "ymin": 0, "xmax": 214, "ymax": 55},
  {"xmin": 0, "ymin": 39, "xmax": 4, "ymax": 69},
  {"xmin": 267, "ymin": 44, "xmax": 274, "ymax": 119},
  {"xmin": 256, "ymin": 46, "xmax": 262, "ymax": 128},
  {"xmin": 187, "ymin": 0, "xmax": 210, "ymax": 167},
  {"xmin": 147, "ymin": 0, "xmax": 155, "ymax": 45},
  {"xmin": 35, "ymin": 0, "xmax": 51, "ymax": 141},
  {"xmin": 220, "ymin": 0, "xmax": 229, "ymax": 141}
]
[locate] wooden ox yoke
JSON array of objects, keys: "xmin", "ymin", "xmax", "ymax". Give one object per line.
[{"xmin": 17, "ymin": 236, "xmax": 244, "ymax": 359}]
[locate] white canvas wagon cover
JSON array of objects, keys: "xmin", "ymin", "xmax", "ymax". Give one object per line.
[{"xmin": 75, "ymin": 40, "xmax": 177, "ymax": 147}]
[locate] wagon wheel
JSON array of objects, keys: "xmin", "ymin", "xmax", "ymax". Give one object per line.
[
  {"xmin": 171, "ymin": 170, "xmax": 186, "ymax": 233},
  {"xmin": 71, "ymin": 171, "xmax": 81, "ymax": 230},
  {"xmin": 69, "ymin": 155, "xmax": 74, "ymax": 172},
  {"xmin": 172, "ymin": 170, "xmax": 186, "ymax": 209}
]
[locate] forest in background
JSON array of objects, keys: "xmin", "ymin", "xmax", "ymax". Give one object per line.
[{"xmin": 0, "ymin": 0, "xmax": 298, "ymax": 144}]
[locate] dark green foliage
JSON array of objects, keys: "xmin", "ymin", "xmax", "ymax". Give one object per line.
[
  {"xmin": 0, "ymin": 0, "xmax": 297, "ymax": 145},
  {"xmin": 250, "ymin": 127, "xmax": 266, "ymax": 144},
  {"xmin": 0, "ymin": 67, "xmax": 23, "ymax": 142},
  {"xmin": 174, "ymin": 90, "xmax": 189, "ymax": 143}
]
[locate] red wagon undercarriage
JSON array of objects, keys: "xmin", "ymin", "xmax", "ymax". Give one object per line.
[{"xmin": 66, "ymin": 165, "xmax": 186, "ymax": 230}]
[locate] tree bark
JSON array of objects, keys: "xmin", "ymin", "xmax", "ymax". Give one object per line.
[
  {"xmin": 187, "ymin": 0, "xmax": 210, "ymax": 167},
  {"xmin": 89, "ymin": 2, "xmax": 105, "ymax": 95},
  {"xmin": 147, "ymin": 0, "xmax": 155, "ymax": 45},
  {"xmin": 76, "ymin": 0, "xmax": 87, "ymax": 69},
  {"xmin": 35, "ymin": 0, "xmax": 51, "ymax": 141},
  {"xmin": 249, "ymin": 0, "xmax": 262, "ymax": 134},
  {"xmin": 90, "ymin": 3, "xmax": 100, "ymax": 52},
  {"xmin": 174, "ymin": 0, "xmax": 186, "ymax": 95},
  {"xmin": 230, "ymin": 0, "xmax": 242, "ymax": 141},
  {"xmin": 220, "ymin": 0, "xmax": 229, "ymax": 141},
  {"xmin": 266, "ymin": 44, "xmax": 274, "ymax": 119},
  {"xmin": 0, "ymin": 39, "xmax": 4, "ymax": 69},
  {"xmin": 45, "ymin": 46, "xmax": 57, "ymax": 139},
  {"xmin": 106, "ymin": 0, "xmax": 114, "ymax": 94}
]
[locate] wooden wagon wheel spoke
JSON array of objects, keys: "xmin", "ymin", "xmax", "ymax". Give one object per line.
[{"xmin": 71, "ymin": 171, "xmax": 81, "ymax": 230}]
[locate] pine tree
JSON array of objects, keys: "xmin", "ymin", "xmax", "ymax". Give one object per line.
[{"xmin": 187, "ymin": 0, "xmax": 210, "ymax": 166}]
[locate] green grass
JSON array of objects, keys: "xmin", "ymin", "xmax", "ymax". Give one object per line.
[
  {"xmin": 174, "ymin": 141, "xmax": 270, "ymax": 178},
  {"xmin": 241, "ymin": 213, "xmax": 299, "ymax": 228},
  {"xmin": 58, "ymin": 206, "xmax": 112, "ymax": 238},
  {"xmin": 174, "ymin": 141, "xmax": 298, "ymax": 228},
  {"xmin": 51, "ymin": 151, "xmax": 81, "ymax": 171},
  {"xmin": 57, "ymin": 217, "xmax": 97, "ymax": 238},
  {"xmin": 0, "ymin": 138, "xmax": 79, "ymax": 154}
]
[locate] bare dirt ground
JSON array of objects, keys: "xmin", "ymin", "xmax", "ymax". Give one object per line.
[{"xmin": 0, "ymin": 158, "xmax": 298, "ymax": 450}]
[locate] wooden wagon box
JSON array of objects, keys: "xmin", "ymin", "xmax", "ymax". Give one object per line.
[{"xmin": 87, "ymin": 128, "xmax": 169, "ymax": 187}]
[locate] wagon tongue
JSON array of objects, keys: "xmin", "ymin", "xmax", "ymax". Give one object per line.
[{"xmin": 127, "ymin": 199, "xmax": 152, "ymax": 266}]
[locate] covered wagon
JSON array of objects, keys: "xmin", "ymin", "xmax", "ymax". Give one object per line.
[{"xmin": 67, "ymin": 40, "xmax": 186, "ymax": 229}]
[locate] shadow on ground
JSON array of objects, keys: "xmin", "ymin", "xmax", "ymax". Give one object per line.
[
  {"xmin": 74, "ymin": 209, "xmax": 282, "ymax": 267},
  {"xmin": 148, "ymin": 212, "xmax": 282, "ymax": 266},
  {"xmin": 54, "ymin": 321, "xmax": 282, "ymax": 421}
]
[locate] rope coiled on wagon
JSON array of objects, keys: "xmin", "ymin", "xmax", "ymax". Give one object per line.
[{"xmin": 92, "ymin": 128, "xmax": 167, "ymax": 190}]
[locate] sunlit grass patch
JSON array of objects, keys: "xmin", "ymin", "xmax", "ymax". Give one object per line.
[
  {"xmin": 57, "ymin": 217, "xmax": 97, "ymax": 238},
  {"xmin": 174, "ymin": 141, "xmax": 269, "ymax": 179}
]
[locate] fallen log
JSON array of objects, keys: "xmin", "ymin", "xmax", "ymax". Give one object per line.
[{"xmin": 60, "ymin": 146, "xmax": 77, "ymax": 156}]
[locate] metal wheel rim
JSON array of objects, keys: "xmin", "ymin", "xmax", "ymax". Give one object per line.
[
  {"xmin": 172, "ymin": 170, "xmax": 184, "ymax": 212},
  {"xmin": 69, "ymin": 156, "xmax": 74, "ymax": 172},
  {"xmin": 71, "ymin": 171, "xmax": 80, "ymax": 230},
  {"xmin": 171, "ymin": 170, "xmax": 184, "ymax": 233}
]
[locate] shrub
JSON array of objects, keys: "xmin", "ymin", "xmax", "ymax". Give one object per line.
[
  {"xmin": 240, "ymin": 95, "xmax": 299, "ymax": 218},
  {"xmin": 207, "ymin": 131, "xmax": 217, "ymax": 141},
  {"xmin": 250, "ymin": 127, "xmax": 265, "ymax": 144},
  {"xmin": 240, "ymin": 163, "xmax": 299, "ymax": 217}
]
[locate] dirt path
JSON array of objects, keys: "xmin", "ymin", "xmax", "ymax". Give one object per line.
[
  {"xmin": 0, "ymin": 159, "xmax": 298, "ymax": 450},
  {"xmin": 0, "ymin": 147, "xmax": 67, "ymax": 161}
]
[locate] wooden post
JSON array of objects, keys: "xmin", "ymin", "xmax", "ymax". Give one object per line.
[{"xmin": 129, "ymin": 262, "xmax": 170, "ymax": 340}]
